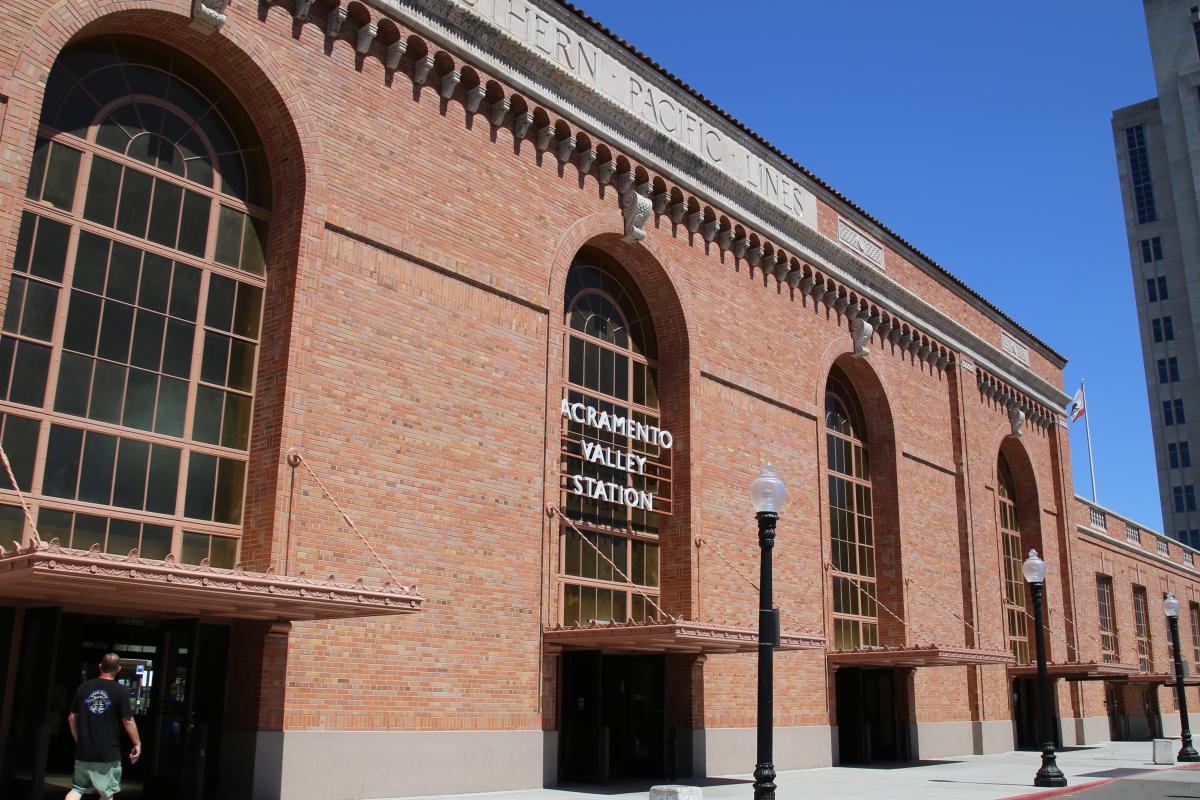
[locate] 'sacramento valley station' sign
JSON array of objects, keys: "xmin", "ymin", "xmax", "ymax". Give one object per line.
[{"xmin": 560, "ymin": 399, "xmax": 670, "ymax": 512}]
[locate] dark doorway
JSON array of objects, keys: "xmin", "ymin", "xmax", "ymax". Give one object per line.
[
  {"xmin": 1106, "ymin": 683, "xmax": 1162, "ymax": 741},
  {"xmin": 559, "ymin": 652, "xmax": 667, "ymax": 783},
  {"xmin": 0, "ymin": 611, "xmax": 229, "ymax": 800},
  {"xmin": 1011, "ymin": 677, "xmax": 1062, "ymax": 749},
  {"xmin": 835, "ymin": 668, "xmax": 910, "ymax": 764}
]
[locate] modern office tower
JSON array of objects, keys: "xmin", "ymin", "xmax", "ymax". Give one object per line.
[{"xmin": 1114, "ymin": 1, "xmax": 1200, "ymax": 547}]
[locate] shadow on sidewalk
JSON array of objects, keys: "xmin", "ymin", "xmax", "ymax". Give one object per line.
[{"xmin": 549, "ymin": 777, "xmax": 751, "ymax": 796}]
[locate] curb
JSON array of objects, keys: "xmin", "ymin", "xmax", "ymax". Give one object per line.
[{"xmin": 1003, "ymin": 761, "xmax": 1200, "ymax": 799}]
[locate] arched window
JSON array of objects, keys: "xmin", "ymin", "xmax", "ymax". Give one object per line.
[
  {"xmin": 559, "ymin": 257, "xmax": 670, "ymax": 625},
  {"xmin": 0, "ymin": 37, "xmax": 271, "ymax": 567},
  {"xmin": 826, "ymin": 369, "xmax": 877, "ymax": 649},
  {"xmin": 998, "ymin": 457, "xmax": 1030, "ymax": 664}
]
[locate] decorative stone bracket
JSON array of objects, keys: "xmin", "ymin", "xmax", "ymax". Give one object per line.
[
  {"xmin": 189, "ymin": 0, "xmax": 230, "ymax": 33},
  {"xmin": 1007, "ymin": 404, "xmax": 1025, "ymax": 439},
  {"xmin": 621, "ymin": 190, "xmax": 652, "ymax": 245},
  {"xmin": 850, "ymin": 314, "xmax": 873, "ymax": 358}
]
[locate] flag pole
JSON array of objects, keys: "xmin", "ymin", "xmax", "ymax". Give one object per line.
[{"xmin": 1082, "ymin": 378, "xmax": 1098, "ymax": 503}]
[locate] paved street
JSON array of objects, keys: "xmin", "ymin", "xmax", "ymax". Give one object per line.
[{"xmin": 396, "ymin": 742, "xmax": 1199, "ymax": 800}]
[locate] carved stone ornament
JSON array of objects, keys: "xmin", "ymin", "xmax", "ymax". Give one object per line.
[
  {"xmin": 577, "ymin": 148, "xmax": 598, "ymax": 174},
  {"xmin": 294, "ymin": 0, "xmax": 315, "ymax": 21},
  {"xmin": 669, "ymin": 201, "xmax": 689, "ymax": 225},
  {"xmin": 384, "ymin": 39, "xmax": 407, "ymax": 71},
  {"xmin": 702, "ymin": 220, "xmax": 720, "ymax": 243},
  {"xmin": 439, "ymin": 70, "xmax": 461, "ymax": 100},
  {"xmin": 717, "ymin": 229, "xmax": 734, "ymax": 251},
  {"xmin": 555, "ymin": 136, "xmax": 577, "ymax": 164},
  {"xmin": 850, "ymin": 316, "xmax": 873, "ymax": 358},
  {"xmin": 356, "ymin": 23, "xmax": 378, "ymax": 54},
  {"xmin": 534, "ymin": 124, "xmax": 554, "ymax": 152},
  {"xmin": 487, "ymin": 97, "xmax": 510, "ymax": 127},
  {"xmin": 1008, "ymin": 405, "xmax": 1025, "ymax": 438},
  {"xmin": 651, "ymin": 191, "xmax": 670, "ymax": 215},
  {"xmin": 614, "ymin": 170, "xmax": 635, "ymax": 194},
  {"xmin": 325, "ymin": 6, "xmax": 348, "ymax": 37},
  {"xmin": 773, "ymin": 257, "xmax": 791, "ymax": 281},
  {"xmin": 621, "ymin": 190, "xmax": 652, "ymax": 245},
  {"xmin": 746, "ymin": 246, "xmax": 763, "ymax": 268},
  {"xmin": 513, "ymin": 111, "xmax": 534, "ymax": 139},
  {"xmin": 731, "ymin": 236, "xmax": 750, "ymax": 260},
  {"xmin": 596, "ymin": 160, "xmax": 617, "ymax": 184},
  {"xmin": 412, "ymin": 56, "xmax": 435, "ymax": 85},
  {"xmin": 464, "ymin": 85, "xmax": 487, "ymax": 113},
  {"xmin": 189, "ymin": 0, "xmax": 230, "ymax": 33}
]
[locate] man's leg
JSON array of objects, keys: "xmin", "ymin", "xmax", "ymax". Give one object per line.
[{"xmin": 64, "ymin": 792, "xmax": 82, "ymax": 800}]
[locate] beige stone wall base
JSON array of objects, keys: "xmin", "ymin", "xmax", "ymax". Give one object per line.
[
  {"xmin": 1063, "ymin": 716, "xmax": 1111, "ymax": 746},
  {"xmin": 694, "ymin": 726, "xmax": 833, "ymax": 776},
  {"xmin": 972, "ymin": 719, "xmax": 1016, "ymax": 754},
  {"xmin": 225, "ymin": 729, "xmax": 545, "ymax": 800},
  {"xmin": 913, "ymin": 721, "xmax": 977, "ymax": 759}
]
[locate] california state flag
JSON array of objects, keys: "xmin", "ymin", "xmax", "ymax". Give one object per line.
[{"xmin": 1069, "ymin": 385, "xmax": 1085, "ymax": 422}]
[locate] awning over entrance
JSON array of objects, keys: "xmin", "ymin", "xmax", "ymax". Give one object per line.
[
  {"xmin": 827, "ymin": 645, "xmax": 1016, "ymax": 668},
  {"xmin": 0, "ymin": 540, "xmax": 423, "ymax": 621},
  {"xmin": 1111, "ymin": 671, "xmax": 1200, "ymax": 685},
  {"xmin": 543, "ymin": 618, "xmax": 825, "ymax": 654},
  {"xmin": 1007, "ymin": 661, "xmax": 1140, "ymax": 681}
]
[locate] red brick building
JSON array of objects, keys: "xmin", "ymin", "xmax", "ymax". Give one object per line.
[{"xmin": 0, "ymin": 1, "xmax": 1195, "ymax": 799}]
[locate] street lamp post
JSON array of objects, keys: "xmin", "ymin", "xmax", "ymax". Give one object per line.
[
  {"xmin": 751, "ymin": 464, "xmax": 786, "ymax": 800},
  {"xmin": 1162, "ymin": 592, "xmax": 1200, "ymax": 762},
  {"xmin": 1022, "ymin": 549, "xmax": 1067, "ymax": 788}
]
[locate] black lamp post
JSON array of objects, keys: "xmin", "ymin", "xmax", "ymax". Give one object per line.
[
  {"xmin": 751, "ymin": 464, "xmax": 786, "ymax": 800},
  {"xmin": 1022, "ymin": 549, "xmax": 1067, "ymax": 788},
  {"xmin": 1163, "ymin": 592, "xmax": 1200, "ymax": 761}
]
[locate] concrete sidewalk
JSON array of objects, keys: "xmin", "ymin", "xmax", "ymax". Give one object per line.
[{"xmin": 393, "ymin": 742, "xmax": 1194, "ymax": 800}]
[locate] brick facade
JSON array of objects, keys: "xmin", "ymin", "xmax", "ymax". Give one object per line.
[{"xmin": 0, "ymin": 1, "xmax": 1197, "ymax": 798}]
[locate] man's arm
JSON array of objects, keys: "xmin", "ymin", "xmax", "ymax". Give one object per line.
[
  {"xmin": 122, "ymin": 717, "xmax": 141, "ymax": 764},
  {"xmin": 67, "ymin": 712, "xmax": 77, "ymax": 743}
]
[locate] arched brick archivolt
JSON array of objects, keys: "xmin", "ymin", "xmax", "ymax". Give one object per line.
[
  {"xmin": 818, "ymin": 353, "xmax": 907, "ymax": 647},
  {"xmin": 543, "ymin": 213, "xmax": 696, "ymax": 616},
  {"xmin": 1, "ymin": 0, "xmax": 326, "ymax": 571}
]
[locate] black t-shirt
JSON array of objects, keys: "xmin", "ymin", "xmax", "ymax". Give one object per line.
[{"xmin": 72, "ymin": 677, "xmax": 132, "ymax": 763}]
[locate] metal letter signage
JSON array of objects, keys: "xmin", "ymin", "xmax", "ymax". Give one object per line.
[{"xmin": 449, "ymin": 0, "xmax": 818, "ymax": 232}]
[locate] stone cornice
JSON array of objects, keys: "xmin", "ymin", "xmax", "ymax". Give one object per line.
[{"xmin": 288, "ymin": 0, "xmax": 1069, "ymax": 407}]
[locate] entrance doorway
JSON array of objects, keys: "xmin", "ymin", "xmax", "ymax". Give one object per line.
[
  {"xmin": 559, "ymin": 652, "xmax": 667, "ymax": 783},
  {"xmin": 1106, "ymin": 682, "xmax": 1162, "ymax": 741},
  {"xmin": 1012, "ymin": 677, "xmax": 1061, "ymax": 749},
  {"xmin": 835, "ymin": 668, "xmax": 910, "ymax": 764},
  {"xmin": 0, "ymin": 610, "xmax": 229, "ymax": 800}
]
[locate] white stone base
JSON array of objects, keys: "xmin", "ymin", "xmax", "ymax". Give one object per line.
[
  {"xmin": 972, "ymin": 720, "xmax": 1015, "ymax": 754},
  {"xmin": 1062, "ymin": 716, "xmax": 1110, "ymax": 746}
]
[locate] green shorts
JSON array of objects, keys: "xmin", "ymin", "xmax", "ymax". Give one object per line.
[{"xmin": 72, "ymin": 760, "xmax": 122, "ymax": 797}]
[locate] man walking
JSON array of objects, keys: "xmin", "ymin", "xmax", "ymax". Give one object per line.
[{"xmin": 66, "ymin": 653, "xmax": 141, "ymax": 799}]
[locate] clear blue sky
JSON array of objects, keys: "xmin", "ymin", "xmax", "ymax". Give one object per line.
[{"xmin": 571, "ymin": 1, "xmax": 1163, "ymax": 528}]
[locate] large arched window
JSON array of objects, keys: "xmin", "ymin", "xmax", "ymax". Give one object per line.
[
  {"xmin": 559, "ymin": 256, "xmax": 670, "ymax": 625},
  {"xmin": 826, "ymin": 369, "xmax": 878, "ymax": 649},
  {"xmin": 0, "ymin": 37, "xmax": 271, "ymax": 567},
  {"xmin": 998, "ymin": 457, "xmax": 1030, "ymax": 664}
]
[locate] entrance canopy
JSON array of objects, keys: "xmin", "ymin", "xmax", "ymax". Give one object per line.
[
  {"xmin": 0, "ymin": 540, "xmax": 423, "ymax": 621},
  {"xmin": 1007, "ymin": 661, "xmax": 1140, "ymax": 681},
  {"xmin": 544, "ymin": 618, "xmax": 824, "ymax": 654},
  {"xmin": 827, "ymin": 645, "xmax": 1015, "ymax": 669}
]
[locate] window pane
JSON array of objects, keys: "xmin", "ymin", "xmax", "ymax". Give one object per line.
[
  {"xmin": 19, "ymin": 279, "xmax": 58, "ymax": 341},
  {"xmin": 112, "ymin": 438, "xmax": 150, "ymax": 510},
  {"xmin": 116, "ymin": 167, "xmax": 153, "ymax": 237},
  {"xmin": 42, "ymin": 143, "xmax": 82, "ymax": 211},
  {"xmin": 83, "ymin": 156, "xmax": 121, "ymax": 227},
  {"xmin": 0, "ymin": 414, "xmax": 39, "ymax": 492},
  {"xmin": 10, "ymin": 340, "xmax": 50, "ymax": 407},
  {"xmin": 232, "ymin": 283, "xmax": 262, "ymax": 338},
  {"xmin": 29, "ymin": 215, "xmax": 70, "ymax": 282},
  {"xmin": 73, "ymin": 231, "xmax": 109, "ymax": 294},
  {"xmin": 96, "ymin": 300, "xmax": 134, "ymax": 362},
  {"xmin": 214, "ymin": 206, "xmax": 242, "ymax": 267},
  {"xmin": 78, "ymin": 431, "xmax": 117, "ymax": 504},
  {"xmin": 181, "ymin": 532, "xmax": 208, "ymax": 565},
  {"xmin": 178, "ymin": 191, "xmax": 210, "ymax": 257},
  {"xmin": 227, "ymin": 339, "xmax": 255, "ymax": 391},
  {"xmin": 145, "ymin": 445, "xmax": 180, "ymax": 515},
  {"xmin": 192, "ymin": 386, "xmax": 223, "ymax": 445},
  {"xmin": 38, "ymin": 507, "xmax": 73, "ymax": 544},
  {"xmin": 88, "ymin": 360, "xmax": 126, "ymax": 424},
  {"xmin": 242, "ymin": 217, "xmax": 267, "ymax": 275},
  {"xmin": 129, "ymin": 309, "xmax": 166, "ymax": 371},
  {"xmin": 122, "ymin": 368, "xmax": 157, "ymax": 431},
  {"xmin": 206, "ymin": 275, "xmax": 235, "ymax": 332},
  {"xmin": 210, "ymin": 535, "xmax": 236, "ymax": 568},
  {"xmin": 63, "ymin": 290, "xmax": 102, "ymax": 354},
  {"xmin": 106, "ymin": 518, "xmax": 139, "ymax": 555},
  {"xmin": 43, "ymin": 424, "xmax": 83, "ymax": 498},
  {"xmin": 170, "ymin": 262, "xmax": 200, "ymax": 320},
  {"xmin": 25, "ymin": 138, "xmax": 48, "ymax": 202},
  {"xmin": 3, "ymin": 276, "xmax": 25, "ymax": 334},
  {"xmin": 138, "ymin": 252, "xmax": 171, "ymax": 312},
  {"xmin": 184, "ymin": 452, "xmax": 216, "ymax": 519},
  {"xmin": 154, "ymin": 376, "xmax": 187, "ymax": 437},
  {"xmin": 201, "ymin": 332, "xmax": 229, "ymax": 385},
  {"xmin": 140, "ymin": 524, "xmax": 171, "ymax": 559},
  {"xmin": 161, "ymin": 318, "xmax": 194, "ymax": 379},
  {"xmin": 221, "ymin": 392, "xmax": 251, "ymax": 450},
  {"xmin": 213, "ymin": 458, "xmax": 245, "ymax": 524},
  {"xmin": 71, "ymin": 514, "xmax": 106, "ymax": 551},
  {"xmin": 147, "ymin": 179, "xmax": 183, "ymax": 247},
  {"xmin": 106, "ymin": 243, "xmax": 140, "ymax": 304}
]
